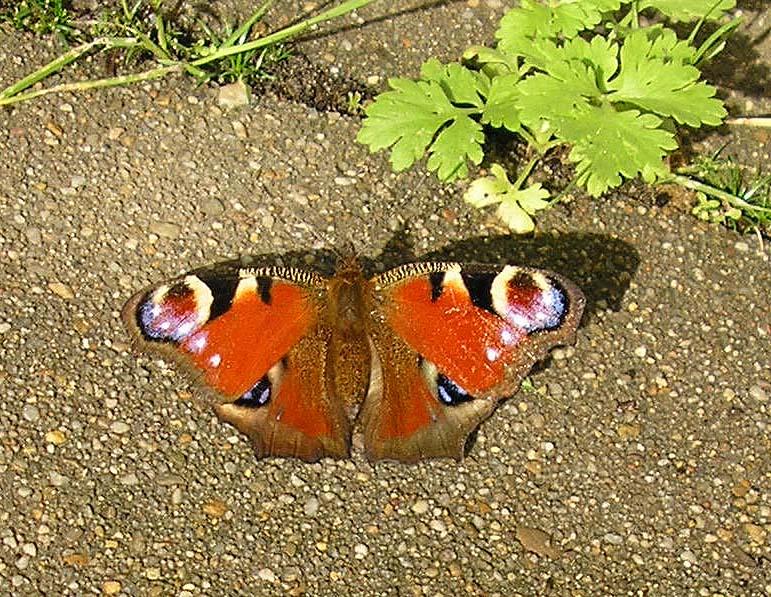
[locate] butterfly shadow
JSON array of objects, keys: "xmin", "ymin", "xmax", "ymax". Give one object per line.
[
  {"xmin": 199, "ymin": 229, "xmax": 638, "ymax": 462},
  {"xmin": 373, "ymin": 227, "xmax": 640, "ymax": 320},
  {"xmin": 227, "ymin": 227, "xmax": 639, "ymax": 322}
]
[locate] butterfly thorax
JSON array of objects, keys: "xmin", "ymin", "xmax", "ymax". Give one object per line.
[{"xmin": 325, "ymin": 262, "xmax": 371, "ymax": 413}]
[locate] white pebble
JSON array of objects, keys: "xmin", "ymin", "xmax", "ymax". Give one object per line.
[
  {"xmin": 257, "ymin": 568, "xmax": 276, "ymax": 582},
  {"xmin": 412, "ymin": 499, "xmax": 429, "ymax": 515}
]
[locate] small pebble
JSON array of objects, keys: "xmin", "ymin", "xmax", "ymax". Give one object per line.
[
  {"xmin": 257, "ymin": 568, "xmax": 276, "ymax": 582},
  {"xmin": 218, "ymin": 81, "xmax": 250, "ymax": 108},
  {"xmin": 354, "ymin": 544, "xmax": 368, "ymax": 559},
  {"xmin": 145, "ymin": 567, "xmax": 161, "ymax": 580},
  {"xmin": 110, "ymin": 422, "xmax": 130, "ymax": 434},
  {"xmin": 48, "ymin": 281, "xmax": 75, "ymax": 299},
  {"xmin": 232, "ymin": 121, "xmax": 248, "ymax": 139},
  {"xmin": 201, "ymin": 198, "xmax": 225, "ymax": 216},
  {"xmin": 304, "ymin": 497, "xmax": 320, "ymax": 517},
  {"xmin": 745, "ymin": 523, "xmax": 767, "ymax": 545},
  {"xmin": 22, "ymin": 405, "xmax": 40, "ymax": 422},
  {"xmin": 680, "ymin": 549, "xmax": 697, "ymax": 565},
  {"xmin": 749, "ymin": 385, "xmax": 767, "ymax": 403},
  {"xmin": 149, "ymin": 221, "xmax": 181, "ymax": 239},
  {"xmin": 49, "ymin": 471, "xmax": 68, "ymax": 487},
  {"xmin": 102, "ymin": 580, "xmax": 122, "ymax": 595},
  {"xmin": 412, "ymin": 499, "xmax": 429, "ymax": 515},
  {"xmin": 203, "ymin": 499, "xmax": 228, "ymax": 518},
  {"xmin": 516, "ymin": 526, "xmax": 561, "ymax": 559},
  {"xmin": 119, "ymin": 473, "xmax": 139, "ymax": 486},
  {"xmin": 25, "ymin": 227, "xmax": 42, "ymax": 245}
]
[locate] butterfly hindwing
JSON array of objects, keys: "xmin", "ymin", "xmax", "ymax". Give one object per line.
[
  {"xmin": 122, "ymin": 262, "xmax": 351, "ymax": 461},
  {"xmin": 361, "ymin": 263, "xmax": 585, "ymax": 462}
]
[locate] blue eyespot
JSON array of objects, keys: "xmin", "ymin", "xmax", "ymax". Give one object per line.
[
  {"xmin": 437, "ymin": 374, "xmax": 473, "ymax": 406},
  {"xmin": 233, "ymin": 376, "xmax": 271, "ymax": 408}
]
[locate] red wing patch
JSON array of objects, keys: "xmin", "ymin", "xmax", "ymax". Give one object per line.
[
  {"xmin": 268, "ymin": 363, "xmax": 332, "ymax": 439},
  {"xmin": 181, "ymin": 282, "xmax": 315, "ymax": 397},
  {"xmin": 383, "ymin": 276, "xmax": 522, "ymax": 393},
  {"xmin": 126, "ymin": 276, "xmax": 318, "ymax": 398}
]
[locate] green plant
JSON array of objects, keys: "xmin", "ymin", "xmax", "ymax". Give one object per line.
[
  {"xmin": 1, "ymin": 0, "xmax": 79, "ymax": 39},
  {"xmin": 357, "ymin": 0, "xmax": 742, "ymax": 232},
  {"xmin": 675, "ymin": 152, "xmax": 771, "ymax": 236},
  {"xmin": 0, "ymin": 0, "xmax": 378, "ymax": 106}
]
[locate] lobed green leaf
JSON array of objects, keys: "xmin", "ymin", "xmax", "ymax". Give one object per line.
[
  {"xmin": 559, "ymin": 104, "xmax": 677, "ymax": 196},
  {"xmin": 608, "ymin": 30, "xmax": 726, "ymax": 126},
  {"xmin": 426, "ymin": 116, "xmax": 485, "ymax": 180},
  {"xmin": 496, "ymin": 0, "xmax": 623, "ymax": 55},
  {"xmin": 639, "ymin": 0, "xmax": 735, "ymax": 22},
  {"xmin": 356, "ymin": 78, "xmax": 455, "ymax": 171},
  {"xmin": 421, "ymin": 59, "xmax": 487, "ymax": 107},
  {"xmin": 480, "ymin": 72, "xmax": 522, "ymax": 132}
]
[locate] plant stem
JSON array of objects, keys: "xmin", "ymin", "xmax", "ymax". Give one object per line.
[
  {"xmin": 0, "ymin": 65, "xmax": 181, "ymax": 107},
  {"xmin": 0, "ymin": 37, "xmax": 136, "ymax": 100},
  {"xmin": 512, "ymin": 156, "xmax": 538, "ymax": 190},
  {"xmin": 669, "ymin": 173, "xmax": 771, "ymax": 214},
  {"xmin": 222, "ymin": 1, "xmax": 273, "ymax": 50},
  {"xmin": 190, "ymin": 0, "xmax": 378, "ymax": 67},
  {"xmin": 726, "ymin": 117, "xmax": 771, "ymax": 128}
]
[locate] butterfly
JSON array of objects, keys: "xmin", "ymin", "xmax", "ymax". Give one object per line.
[{"xmin": 122, "ymin": 256, "xmax": 585, "ymax": 463}]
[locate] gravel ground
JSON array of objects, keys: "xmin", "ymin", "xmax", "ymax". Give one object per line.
[{"xmin": 1, "ymin": 1, "xmax": 770, "ymax": 595}]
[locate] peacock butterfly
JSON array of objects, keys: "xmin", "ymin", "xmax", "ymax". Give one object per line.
[{"xmin": 122, "ymin": 256, "xmax": 585, "ymax": 463}]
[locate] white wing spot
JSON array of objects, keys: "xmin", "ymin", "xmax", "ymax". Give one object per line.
[
  {"xmin": 177, "ymin": 321, "xmax": 194, "ymax": 337},
  {"xmin": 190, "ymin": 334, "xmax": 207, "ymax": 353},
  {"xmin": 486, "ymin": 347, "xmax": 500, "ymax": 362},
  {"xmin": 511, "ymin": 314, "xmax": 530, "ymax": 329},
  {"xmin": 209, "ymin": 354, "xmax": 222, "ymax": 368}
]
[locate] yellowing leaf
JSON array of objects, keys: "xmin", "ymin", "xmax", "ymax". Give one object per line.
[{"xmin": 464, "ymin": 164, "xmax": 551, "ymax": 233}]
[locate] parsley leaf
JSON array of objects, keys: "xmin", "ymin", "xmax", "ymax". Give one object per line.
[
  {"xmin": 496, "ymin": 0, "xmax": 622, "ymax": 54},
  {"xmin": 608, "ymin": 29, "xmax": 726, "ymax": 126},
  {"xmin": 639, "ymin": 0, "xmax": 736, "ymax": 22},
  {"xmin": 427, "ymin": 116, "xmax": 485, "ymax": 180},
  {"xmin": 421, "ymin": 59, "xmax": 487, "ymax": 106},
  {"xmin": 559, "ymin": 104, "xmax": 677, "ymax": 196},
  {"xmin": 356, "ymin": 78, "xmax": 454, "ymax": 172},
  {"xmin": 480, "ymin": 72, "xmax": 522, "ymax": 132},
  {"xmin": 357, "ymin": 61, "xmax": 487, "ymax": 180}
]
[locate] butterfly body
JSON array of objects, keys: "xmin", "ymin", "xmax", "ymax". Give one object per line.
[{"xmin": 123, "ymin": 256, "xmax": 584, "ymax": 463}]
